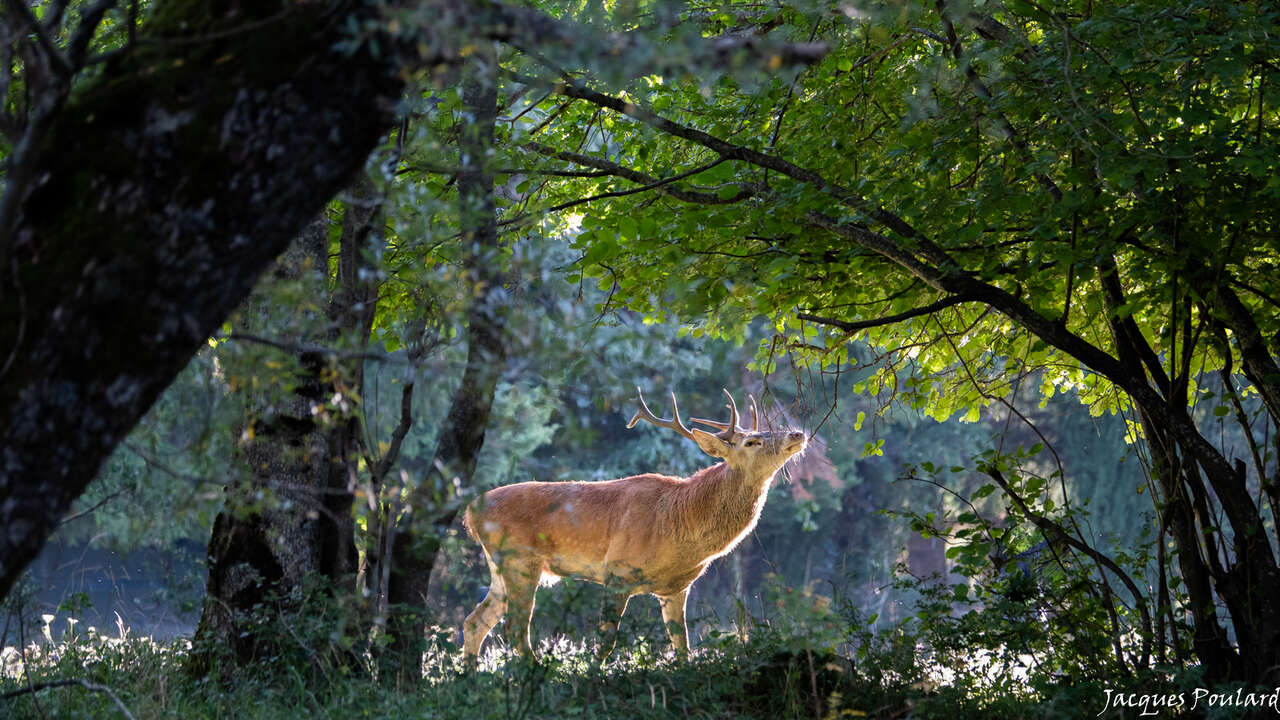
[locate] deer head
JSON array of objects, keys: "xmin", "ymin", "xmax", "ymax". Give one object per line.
[{"xmin": 627, "ymin": 387, "xmax": 807, "ymax": 478}]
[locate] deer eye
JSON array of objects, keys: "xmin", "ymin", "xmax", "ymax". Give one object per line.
[{"xmin": 744, "ymin": 438, "xmax": 762, "ymax": 447}]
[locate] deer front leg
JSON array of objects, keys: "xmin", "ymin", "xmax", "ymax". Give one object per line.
[
  {"xmin": 658, "ymin": 589, "xmax": 690, "ymax": 657},
  {"xmin": 596, "ymin": 589, "xmax": 631, "ymax": 660}
]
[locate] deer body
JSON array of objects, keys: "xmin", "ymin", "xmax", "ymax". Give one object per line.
[{"xmin": 463, "ymin": 389, "xmax": 807, "ymax": 662}]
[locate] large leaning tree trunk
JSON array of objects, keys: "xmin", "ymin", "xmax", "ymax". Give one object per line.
[
  {"xmin": 0, "ymin": 2, "xmax": 404, "ymax": 601},
  {"xmin": 377, "ymin": 52, "xmax": 506, "ymax": 679}
]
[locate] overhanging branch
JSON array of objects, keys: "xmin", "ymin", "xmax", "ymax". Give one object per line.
[
  {"xmin": 517, "ymin": 70, "xmax": 955, "ymax": 266},
  {"xmin": 804, "ymin": 213, "xmax": 1266, "ymax": 550},
  {"xmin": 522, "ymin": 141, "xmax": 760, "ymax": 204},
  {"xmin": 798, "ymin": 295, "xmax": 975, "ymax": 334}
]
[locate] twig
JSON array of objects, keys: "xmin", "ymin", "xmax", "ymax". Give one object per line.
[
  {"xmin": 497, "ymin": 157, "xmax": 735, "ymax": 229},
  {"xmin": 522, "ymin": 141, "xmax": 761, "ymax": 204},
  {"xmin": 222, "ymin": 332, "xmax": 406, "ymax": 365},
  {"xmin": 981, "ymin": 464, "xmax": 1153, "ymax": 667},
  {"xmin": 58, "ymin": 490, "xmax": 124, "ymax": 525}
]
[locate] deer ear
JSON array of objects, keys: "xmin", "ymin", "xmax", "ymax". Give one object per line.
[{"xmin": 691, "ymin": 428, "xmax": 731, "ymax": 458}]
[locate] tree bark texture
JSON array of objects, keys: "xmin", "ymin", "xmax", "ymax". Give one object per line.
[
  {"xmin": 0, "ymin": 2, "xmax": 403, "ymax": 600},
  {"xmin": 192, "ymin": 170, "xmax": 384, "ymax": 669}
]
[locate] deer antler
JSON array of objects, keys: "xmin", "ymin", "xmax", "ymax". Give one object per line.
[
  {"xmin": 690, "ymin": 389, "xmax": 747, "ymax": 437},
  {"xmin": 627, "ymin": 387, "xmax": 696, "ymax": 441}
]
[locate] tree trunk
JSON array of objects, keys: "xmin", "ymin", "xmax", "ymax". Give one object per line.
[
  {"xmin": 191, "ymin": 168, "xmax": 387, "ymax": 670},
  {"xmin": 379, "ymin": 53, "xmax": 505, "ymax": 680},
  {"xmin": 190, "ymin": 219, "xmax": 361, "ymax": 672},
  {"xmin": 1099, "ymin": 257, "xmax": 1278, "ymax": 683},
  {"xmin": 0, "ymin": 1, "xmax": 403, "ymax": 601}
]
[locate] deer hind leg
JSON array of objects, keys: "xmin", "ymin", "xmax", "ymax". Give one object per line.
[
  {"xmin": 463, "ymin": 554, "xmax": 508, "ymax": 663},
  {"xmin": 596, "ymin": 589, "xmax": 631, "ymax": 660},
  {"xmin": 496, "ymin": 556, "xmax": 543, "ymax": 660},
  {"xmin": 658, "ymin": 589, "xmax": 690, "ymax": 657}
]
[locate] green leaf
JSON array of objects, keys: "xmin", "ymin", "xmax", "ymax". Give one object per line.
[
  {"xmin": 971, "ymin": 484, "xmax": 996, "ymax": 500},
  {"xmin": 618, "ymin": 216, "xmax": 639, "ymax": 241}
]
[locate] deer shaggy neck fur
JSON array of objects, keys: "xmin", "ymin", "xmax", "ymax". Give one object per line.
[{"xmin": 656, "ymin": 462, "xmax": 773, "ymax": 555}]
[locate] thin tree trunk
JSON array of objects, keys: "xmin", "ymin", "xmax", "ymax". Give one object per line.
[{"xmin": 380, "ymin": 51, "xmax": 504, "ymax": 680}]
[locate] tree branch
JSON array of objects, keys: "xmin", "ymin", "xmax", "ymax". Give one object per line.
[
  {"xmin": 498, "ymin": 157, "xmax": 733, "ymax": 227},
  {"xmin": 804, "ymin": 211, "xmax": 1266, "ymax": 551},
  {"xmin": 517, "ymin": 71, "xmax": 953, "ymax": 265},
  {"xmin": 371, "ymin": 380, "xmax": 415, "ymax": 485},
  {"xmin": 981, "ymin": 464, "xmax": 1152, "ymax": 665},
  {"xmin": 222, "ymin": 332, "xmax": 405, "ymax": 365},
  {"xmin": 66, "ymin": 0, "xmax": 117, "ymax": 70},
  {"xmin": 798, "ymin": 295, "xmax": 975, "ymax": 334},
  {"xmin": 2, "ymin": 0, "xmax": 73, "ymax": 78},
  {"xmin": 58, "ymin": 489, "xmax": 125, "ymax": 526},
  {"xmin": 1214, "ymin": 286, "xmax": 1280, "ymax": 427},
  {"xmin": 522, "ymin": 141, "xmax": 760, "ymax": 204},
  {"xmin": 399, "ymin": 162, "xmax": 614, "ymax": 179}
]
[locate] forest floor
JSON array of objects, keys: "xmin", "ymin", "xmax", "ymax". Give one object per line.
[{"xmin": 0, "ymin": 625, "xmax": 1148, "ymax": 720}]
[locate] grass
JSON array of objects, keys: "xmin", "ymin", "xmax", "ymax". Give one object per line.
[
  {"xmin": 0, "ymin": 586, "xmax": 1220, "ymax": 720},
  {"xmin": 0, "ymin": 616, "xmax": 1047, "ymax": 720}
]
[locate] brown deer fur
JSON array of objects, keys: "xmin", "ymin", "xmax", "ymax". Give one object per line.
[{"xmin": 462, "ymin": 389, "xmax": 807, "ymax": 662}]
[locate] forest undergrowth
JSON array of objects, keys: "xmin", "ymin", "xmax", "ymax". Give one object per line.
[{"xmin": 0, "ymin": 575, "xmax": 1242, "ymax": 720}]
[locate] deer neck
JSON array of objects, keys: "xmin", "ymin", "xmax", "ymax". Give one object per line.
[{"xmin": 679, "ymin": 461, "xmax": 776, "ymax": 550}]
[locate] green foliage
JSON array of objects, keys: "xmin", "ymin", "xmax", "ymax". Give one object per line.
[
  {"xmin": 890, "ymin": 447, "xmax": 1179, "ymax": 694},
  {"xmin": 510, "ymin": 0, "xmax": 1278, "ymax": 428}
]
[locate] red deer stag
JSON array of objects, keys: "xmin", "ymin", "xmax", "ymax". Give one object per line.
[{"xmin": 462, "ymin": 388, "xmax": 807, "ymax": 662}]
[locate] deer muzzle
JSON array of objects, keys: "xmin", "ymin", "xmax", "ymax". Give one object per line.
[{"xmin": 783, "ymin": 431, "xmax": 808, "ymax": 454}]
